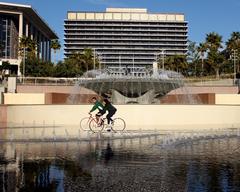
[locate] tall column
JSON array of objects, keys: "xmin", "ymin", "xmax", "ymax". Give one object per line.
[
  {"xmin": 35, "ymin": 30, "xmax": 38, "ymax": 58},
  {"xmin": 19, "ymin": 13, "xmax": 23, "ymax": 38},
  {"xmin": 44, "ymin": 37, "xmax": 48, "ymax": 61},
  {"xmin": 48, "ymin": 40, "xmax": 52, "ymax": 62},
  {"xmin": 25, "ymin": 22, "xmax": 29, "ymax": 37},
  {"xmin": 18, "ymin": 13, "xmax": 23, "ymax": 76},
  {"xmin": 38, "ymin": 34, "xmax": 41, "ymax": 60},
  {"xmin": 43, "ymin": 37, "xmax": 46, "ymax": 61},
  {"xmin": 30, "ymin": 24, "xmax": 33, "ymax": 40}
]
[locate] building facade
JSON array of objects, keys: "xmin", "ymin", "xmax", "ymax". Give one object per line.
[
  {"xmin": 0, "ymin": 2, "xmax": 58, "ymax": 75},
  {"xmin": 64, "ymin": 8, "xmax": 188, "ymax": 68}
]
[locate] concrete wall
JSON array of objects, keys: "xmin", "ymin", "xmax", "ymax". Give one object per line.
[
  {"xmin": 4, "ymin": 93, "xmax": 45, "ymax": 104},
  {"xmin": 0, "ymin": 105, "xmax": 7, "ymax": 123},
  {"xmin": 7, "ymin": 105, "xmax": 240, "ymax": 130},
  {"xmin": 17, "ymin": 85, "xmax": 238, "ymax": 95},
  {"xmin": 0, "ymin": 86, "xmax": 5, "ymax": 104},
  {"xmin": 216, "ymin": 94, "xmax": 240, "ymax": 105},
  {"xmin": 160, "ymin": 93, "xmax": 215, "ymax": 104},
  {"xmin": 17, "ymin": 85, "xmax": 95, "ymax": 94},
  {"xmin": 168, "ymin": 86, "xmax": 238, "ymax": 95}
]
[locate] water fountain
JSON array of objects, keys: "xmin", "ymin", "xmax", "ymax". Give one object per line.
[{"xmin": 75, "ymin": 62, "xmax": 184, "ymax": 104}]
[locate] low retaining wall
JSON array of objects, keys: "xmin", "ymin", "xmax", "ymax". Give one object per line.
[
  {"xmin": 160, "ymin": 93, "xmax": 215, "ymax": 104},
  {"xmin": 7, "ymin": 104, "xmax": 240, "ymax": 130},
  {"xmin": 5, "ymin": 93, "xmax": 240, "ymax": 105},
  {"xmin": 216, "ymin": 94, "xmax": 240, "ymax": 105},
  {"xmin": 0, "ymin": 105, "xmax": 7, "ymax": 125},
  {"xmin": 4, "ymin": 93, "xmax": 45, "ymax": 104}
]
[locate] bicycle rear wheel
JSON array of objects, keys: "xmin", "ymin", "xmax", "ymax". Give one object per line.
[
  {"xmin": 89, "ymin": 118, "xmax": 104, "ymax": 133},
  {"xmin": 80, "ymin": 117, "xmax": 91, "ymax": 131},
  {"xmin": 111, "ymin": 118, "xmax": 126, "ymax": 131}
]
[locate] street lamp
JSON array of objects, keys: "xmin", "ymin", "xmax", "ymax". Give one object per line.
[
  {"xmin": 231, "ymin": 49, "xmax": 238, "ymax": 82},
  {"xmin": 93, "ymin": 48, "xmax": 96, "ymax": 70},
  {"xmin": 97, "ymin": 53, "xmax": 102, "ymax": 70},
  {"xmin": 161, "ymin": 49, "xmax": 165, "ymax": 70},
  {"xmin": 22, "ymin": 47, "xmax": 26, "ymax": 84},
  {"xmin": 155, "ymin": 50, "xmax": 166, "ymax": 70}
]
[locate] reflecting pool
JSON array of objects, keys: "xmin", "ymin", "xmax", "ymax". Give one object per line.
[{"xmin": 1, "ymin": 130, "xmax": 240, "ymax": 192}]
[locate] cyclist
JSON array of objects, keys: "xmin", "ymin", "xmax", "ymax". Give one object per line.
[
  {"xmin": 103, "ymin": 98, "xmax": 117, "ymax": 130},
  {"xmin": 89, "ymin": 97, "xmax": 105, "ymax": 125}
]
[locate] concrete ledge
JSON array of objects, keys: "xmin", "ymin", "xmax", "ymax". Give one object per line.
[
  {"xmin": 4, "ymin": 93, "xmax": 45, "ymax": 104},
  {"xmin": 216, "ymin": 94, "xmax": 240, "ymax": 105},
  {"xmin": 6, "ymin": 105, "xmax": 240, "ymax": 130}
]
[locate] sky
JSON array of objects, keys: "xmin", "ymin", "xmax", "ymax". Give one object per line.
[{"xmin": 2, "ymin": 0, "xmax": 240, "ymax": 60}]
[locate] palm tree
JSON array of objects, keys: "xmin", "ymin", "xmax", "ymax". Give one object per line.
[
  {"xmin": 226, "ymin": 32, "xmax": 240, "ymax": 50},
  {"xmin": 82, "ymin": 48, "xmax": 94, "ymax": 71},
  {"xmin": 51, "ymin": 39, "xmax": 61, "ymax": 64},
  {"xmin": 206, "ymin": 32, "xmax": 222, "ymax": 51},
  {"xmin": 19, "ymin": 36, "xmax": 37, "ymax": 58},
  {"xmin": 205, "ymin": 32, "xmax": 223, "ymax": 78},
  {"xmin": 187, "ymin": 40, "xmax": 200, "ymax": 76},
  {"xmin": 19, "ymin": 36, "xmax": 37, "ymax": 78},
  {"xmin": 226, "ymin": 32, "xmax": 240, "ymax": 72},
  {"xmin": 197, "ymin": 42, "xmax": 207, "ymax": 76}
]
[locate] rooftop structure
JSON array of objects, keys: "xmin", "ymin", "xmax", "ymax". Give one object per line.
[
  {"xmin": 64, "ymin": 8, "xmax": 188, "ymax": 68},
  {"xmin": 0, "ymin": 2, "xmax": 58, "ymax": 75}
]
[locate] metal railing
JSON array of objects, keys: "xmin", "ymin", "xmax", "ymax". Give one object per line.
[{"xmin": 16, "ymin": 77, "xmax": 237, "ymax": 87}]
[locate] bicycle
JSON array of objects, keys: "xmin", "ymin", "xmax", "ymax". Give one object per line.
[{"xmin": 80, "ymin": 114, "xmax": 126, "ymax": 133}]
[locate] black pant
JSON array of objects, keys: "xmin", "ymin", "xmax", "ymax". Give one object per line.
[{"xmin": 106, "ymin": 109, "xmax": 116, "ymax": 124}]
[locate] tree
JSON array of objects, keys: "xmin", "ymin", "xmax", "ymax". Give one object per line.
[
  {"xmin": 19, "ymin": 36, "xmax": 38, "ymax": 77},
  {"xmin": 187, "ymin": 40, "xmax": 200, "ymax": 76},
  {"xmin": 205, "ymin": 32, "xmax": 223, "ymax": 78},
  {"xmin": 226, "ymin": 32, "xmax": 240, "ymax": 51},
  {"xmin": 164, "ymin": 55, "xmax": 188, "ymax": 76},
  {"xmin": 54, "ymin": 59, "xmax": 86, "ymax": 77},
  {"xmin": 226, "ymin": 32, "xmax": 240, "ymax": 72},
  {"xmin": 20, "ymin": 58, "xmax": 54, "ymax": 77},
  {"xmin": 0, "ymin": 61, "xmax": 11, "ymax": 77},
  {"xmin": 51, "ymin": 39, "xmax": 61, "ymax": 64},
  {"xmin": 197, "ymin": 42, "xmax": 208, "ymax": 76},
  {"xmin": 82, "ymin": 48, "xmax": 94, "ymax": 71},
  {"xmin": 19, "ymin": 36, "xmax": 37, "ymax": 59}
]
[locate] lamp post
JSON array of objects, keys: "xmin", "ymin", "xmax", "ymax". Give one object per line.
[
  {"xmin": 231, "ymin": 49, "xmax": 238, "ymax": 82},
  {"xmin": 22, "ymin": 47, "xmax": 26, "ymax": 84},
  {"xmin": 161, "ymin": 49, "xmax": 165, "ymax": 70},
  {"xmin": 93, "ymin": 48, "xmax": 96, "ymax": 70},
  {"xmin": 97, "ymin": 53, "xmax": 102, "ymax": 70}
]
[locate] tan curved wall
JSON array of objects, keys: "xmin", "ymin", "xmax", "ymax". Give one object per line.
[{"xmin": 7, "ymin": 105, "xmax": 240, "ymax": 130}]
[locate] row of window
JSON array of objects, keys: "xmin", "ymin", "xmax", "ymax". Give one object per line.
[
  {"xmin": 64, "ymin": 46, "xmax": 188, "ymax": 51},
  {"xmin": 65, "ymin": 43, "xmax": 187, "ymax": 47},
  {"xmin": 64, "ymin": 36, "xmax": 186, "ymax": 40},
  {"xmin": 64, "ymin": 23, "xmax": 187, "ymax": 29},
  {"xmin": 65, "ymin": 32, "xmax": 187, "ymax": 36},
  {"xmin": 64, "ymin": 21, "xmax": 187, "ymax": 26},
  {"xmin": 65, "ymin": 28, "xmax": 187, "ymax": 32},
  {"xmin": 64, "ymin": 41, "xmax": 187, "ymax": 47}
]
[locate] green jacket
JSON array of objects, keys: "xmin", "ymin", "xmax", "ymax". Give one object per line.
[{"xmin": 90, "ymin": 101, "xmax": 104, "ymax": 113}]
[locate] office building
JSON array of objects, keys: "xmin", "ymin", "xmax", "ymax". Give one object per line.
[
  {"xmin": 0, "ymin": 2, "xmax": 58, "ymax": 75},
  {"xmin": 64, "ymin": 8, "xmax": 188, "ymax": 68}
]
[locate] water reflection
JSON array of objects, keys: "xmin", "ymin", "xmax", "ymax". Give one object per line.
[
  {"xmin": 103, "ymin": 143, "xmax": 114, "ymax": 164},
  {"xmin": 0, "ymin": 132, "xmax": 240, "ymax": 191}
]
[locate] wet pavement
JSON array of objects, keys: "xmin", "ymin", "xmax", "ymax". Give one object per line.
[{"xmin": 1, "ymin": 129, "xmax": 240, "ymax": 192}]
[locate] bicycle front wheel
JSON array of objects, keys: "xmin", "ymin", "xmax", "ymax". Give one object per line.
[
  {"xmin": 112, "ymin": 118, "xmax": 126, "ymax": 131},
  {"xmin": 89, "ymin": 118, "xmax": 104, "ymax": 133},
  {"xmin": 80, "ymin": 117, "xmax": 91, "ymax": 131}
]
